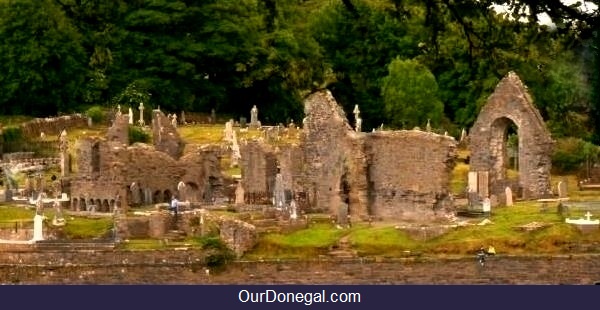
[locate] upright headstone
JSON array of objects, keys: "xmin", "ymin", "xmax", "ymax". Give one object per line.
[
  {"xmin": 289, "ymin": 198, "xmax": 298, "ymax": 220},
  {"xmin": 250, "ymin": 105, "xmax": 259, "ymax": 129},
  {"xmin": 128, "ymin": 107, "xmax": 134, "ymax": 124},
  {"xmin": 231, "ymin": 131, "xmax": 241, "ymax": 167},
  {"xmin": 273, "ymin": 170, "xmax": 285, "ymax": 209},
  {"xmin": 177, "ymin": 181, "xmax": 186, "ymax": 202},
  {"xmin": 180, "ymin": 111, "xmax": 186, "ymax": 125},
  {"xmin": 210, "ymin": 108, "xmax": 216, "ymax": 124},
  {"xmin": 235, "ymin": 181, "xmax": 245, "ymax": 205},
  {"xmin": 460, "ymin": 128, "xmax": 467, "ymax": 143},
  {"xmin": 505, "ymin": 186, "xmax": 513, "ymax": 206},
  {"xmin": 478, "ymin": 171, "xmax": 489, "ymax": 199},
  {"xmin": 224, "ymin": 120, "xmax": 234, "ymax": 142},
  {"xmin": 59, "ymin": 129, "xmax": 69, "ymax": 177},
  {"xmin": 171, "ymin": 113, "xmax": 178, "ymax": 128},
  {"xmin": 426, "ymin": 119, "xmax": 432, "ymax": 132},
  {"xmin": 138, "ymin": 102, "xmax": 145, "ymax": 126},
  {"xmin": 240, "ymin": 117, "xmax": 247, "ymax": 128},
  {"xmin": 353, "ymin": 104, "xmax": 361, "ymax": 132},
  {"xmin": 558, "ymin": 181, "xmax": 568, "ymax": 198},
  {"xmin": 482, "ymin": 197, "xmax": 491, "ymax": 213},
  {"xmin": 468, "ymin": 171, "xmax": 478, "ymax": 193}
]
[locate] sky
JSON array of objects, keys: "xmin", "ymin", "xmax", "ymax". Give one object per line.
[{"xmin": 491, "ymin": 0, "xmax": 598, "ymax": 26}]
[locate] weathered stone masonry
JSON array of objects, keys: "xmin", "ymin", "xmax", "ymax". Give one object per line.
[
  {"xmin": 240, "ymin": 90, "xmax": 457, "ymax": 222},
  {"xmin": 70, "ymin": 111, "xmax": 222, "ymax": 212},
  {"xmin": 469, "ymin": 72, "xmax": 553, "ymax": 203}
]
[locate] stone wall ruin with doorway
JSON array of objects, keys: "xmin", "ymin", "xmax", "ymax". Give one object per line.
[
  {"xmin": 239, "ymin": 90, "xmax": 458, "ymax": 223},
  {"xmin": 469, "ymin": 71, "xmax": 554, "ymax": 204},
  {"xmin": 69, "ymin": 110, "xmax": 223, "ymax": 212}
]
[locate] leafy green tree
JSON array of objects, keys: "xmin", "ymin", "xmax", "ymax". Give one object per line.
[
  {"xmin": 310, "ymin": 0, "xmax": 424, "ymax": 130},
  {"xmin": 381, "ymin": 58, "xmax": 443, "ymax": 129},
  {"xmin": 0, "ymin": 0, "xmax": 87, "ymax": 116}
]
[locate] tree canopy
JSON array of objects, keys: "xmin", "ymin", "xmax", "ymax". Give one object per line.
[{"xmin": 0, "ymin": 0, "xmax": 597, "ymax": 141}]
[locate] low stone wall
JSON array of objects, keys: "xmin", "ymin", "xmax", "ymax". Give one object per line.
[
  {"xmin": 19, "ymin": 114, "xmax": 88, "ymax": 138},
  {"xmin": 0, "ymin": 251, "xmax": 599, "ymax": 284}
]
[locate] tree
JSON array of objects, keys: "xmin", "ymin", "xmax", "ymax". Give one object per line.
[
  {"xmin": 0, "ymin": 0, "xmax": 87, "ymax": 116},
  {"xmin": 381, "ymin": 58, "xmax": 443, "ymax": 129}
]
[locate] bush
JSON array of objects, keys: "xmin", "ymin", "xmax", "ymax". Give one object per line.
[
  {"xmin": 128, "ymin": 125, "xmax": 150, "ymax": 144},
  {"xmin": 86, "ymin": 106, "xmax": 105, "ymax": 124},
  {"xmin": 552, "ymin": 138, "xmax": 599, "ymax": 174},
  {"xmin": 1, "ymin": 126, "xmax": 23, "ymax": 143}
]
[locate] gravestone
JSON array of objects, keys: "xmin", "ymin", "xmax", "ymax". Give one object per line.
[
  {"xmin": 59, "ymin": 129, "xmax": 69, "ymax": 177},
  {"xmin": 273, "ymin": 171, "xmax": 285, "ymax": 209},
  {"xmin": 478, "ymin": 171, "xmax": 489, "ymax": 199},
  {"xmin": 558, "ymin": 181, "xmax": 568, "ymax": 198},
  {"xmin": 181, "ymin": 111, "xmax": 186, "ymax": 125},
  {"xmin": 505, "ymin": 186, "xmax": 513, "ymax": 206},
  {"xmin": 231, "ymin": 131, "xmax": 241, "ymax": 167},
  {"xmin": 177, "ymin": 181, "xmax": 186, "ymax": 201},
  {"xmin": 224, "ymin": 120, "xmax": 234, "ymax": 142},
  {"xmin": 129, "ymin": 107, "xmax": 134, "ymax": 124},
  {"xmin": 235, "ymin": 181, "xmax": 245, "ymax": 205},
  {"xmin": 468, "ymin": 171, "xmax": 478, "ymax": 193},
  {"xmin": 138, "ymin": 102, "xmax": 145, "ymax": 126},
  {"xmin": 240, "ymin": 117, "xmax": 247, "ymax": 128},
  {"xmin": 250, "ymin": 105, "xmax": 259, "ymax": 129},
  {"xmin": 482, "ymin": 197, "xmax": 491, "ymax": 213},
  {"xmin": 289, "ymin": 198, "xmax": 298, "ymax": 220},
  {"xmin": 171, "ymin": 113, "xmax": 177, "ymax": 128},
  {"xmin": 210, "ymin": 109, "xmax": 216, "ymax": 124}
]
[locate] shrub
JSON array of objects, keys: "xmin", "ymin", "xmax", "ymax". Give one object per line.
[
  {"xmin": 1, "ymin": 126, "xmax": 23, "ymax": 143},
  {"xmin": 128, "ymin": 125, "xmax": 150, "ymax": 144},
  {"xmin": 552, "ymin": 138, "xmax": 600, "ymax": 174},
  {"xmin": 86, "ymin": 106, "xmax": 105, "ymax": 124}
]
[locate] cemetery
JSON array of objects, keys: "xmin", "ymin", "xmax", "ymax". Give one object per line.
[{"xmin": 1, "ymin": 72, "xmax": 600, "ymax": 284}]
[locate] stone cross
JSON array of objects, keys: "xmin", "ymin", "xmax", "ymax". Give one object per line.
[
  {"xmin": 585, "ymin": 211, "xmax": 593, "ymax": 221},
  {"xmin": 138, "ymin": 102, "xmax": 145, "ymax": 126},
  {"xmin": 171, "ymin": 113, "xmax": 178, "ymax": 128},
  {"xmin": 353, "ymin": 105, "xmax": 361, "ymax": 132},
  {"xmin": 59, "ymin": 129, "xmax": 69, "ymax": 176}
]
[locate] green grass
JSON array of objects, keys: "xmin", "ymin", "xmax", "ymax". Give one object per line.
[
  {"xmin": 450, "ymin": 162, "xmax": 469, "ymax": 195},
  {"xmin": 61, "ymin": 216, "xmax": 114, "ymax": 239},
  {"xmin": 244, "ymin": 223, "xmax": 347, "ymax": 259}
]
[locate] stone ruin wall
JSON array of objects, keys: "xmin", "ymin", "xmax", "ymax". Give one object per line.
[
  {"xmin": 239, "ymin": 140, "xmax": 278, "ymax": 203},
  {"xmin": 235, "ymin": 90, "xmax": 458, "ymax": 222},
  {"xmin": 301, "ymin": 90, "xmax": 368, "ymax": 216},
  {"xmin": 152, "ymin": 110, "xmax": 185, "ymax": 159},
  {"xmin": 19, "ymin": 114, "xmax": 88, "ymax": 138},
  {"xmin": 469, "ymin": 72, "xmax": 553, "ymax": 201},
  {"xmin": 106, "ymin": 114, "xmax": 129, "ymax": 145},
  {"xmin": 365, "ymin": 131, "xmax": 457, "ymax": 220},
  {"xmin": 70, "ymin": 112, "xmax": 222, "ymax": 211}
]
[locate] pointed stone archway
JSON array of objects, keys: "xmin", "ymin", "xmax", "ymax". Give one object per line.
[{"xmin": 469, "ymin": 72, "xmax": 554, "ymax": 204}]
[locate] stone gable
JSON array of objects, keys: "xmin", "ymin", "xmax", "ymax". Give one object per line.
[{"xmin": 469, "ymin": 71, "xmax": 553, "ymax": 202}]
